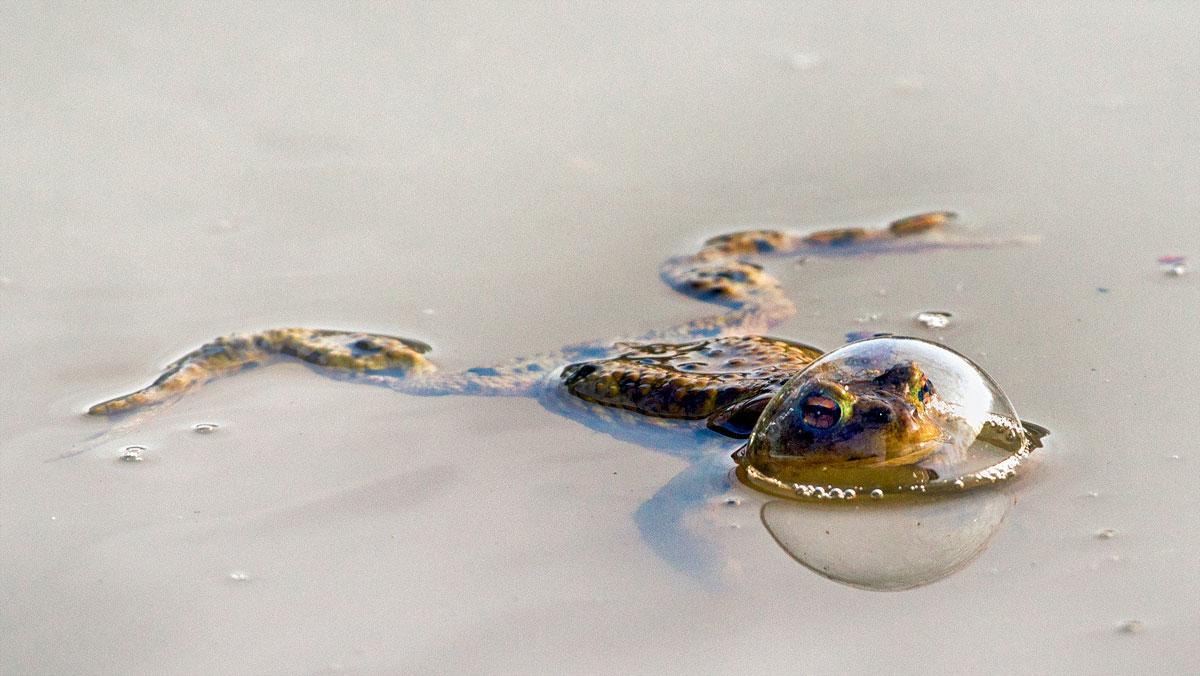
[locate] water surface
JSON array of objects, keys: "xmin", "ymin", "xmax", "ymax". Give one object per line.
[{"xmin": 2, "ymin": 3, "xmax": 1199, "ymax": 673}]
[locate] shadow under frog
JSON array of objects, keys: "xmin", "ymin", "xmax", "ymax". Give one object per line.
[{"xmin": 83, "ymin": 212, "xmax": 1044, "ymax": 585}]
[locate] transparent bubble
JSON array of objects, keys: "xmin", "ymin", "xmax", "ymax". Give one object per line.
[
  {"xmin": 915, "ymin": 311, "xmax": 953, "ymax": 329},
  {"xmin": 735, "ymin": 336, "xmax": 1042, "ymax": 500},
  {"xmin": 118, "ymin": 445, "xmax": 146, "ymax": 462},
  {"xmin": 762, "ymin": 487, "xmax": 1013, "ymax": 590}
]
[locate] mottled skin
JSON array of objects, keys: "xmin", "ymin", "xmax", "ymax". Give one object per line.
[{"xmin": 89, "ymin": 211, "xmax": 991, "ymax": 464}]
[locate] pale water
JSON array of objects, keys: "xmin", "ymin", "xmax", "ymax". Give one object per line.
[{"xmin": 2, "ymin": 3, "xmax": 1199, "ymax": 674}]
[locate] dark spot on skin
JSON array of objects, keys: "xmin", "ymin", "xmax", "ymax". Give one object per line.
[
  {"xmin": 525, "ymin": 364, "xmax": 542, "ymax": 372},
  {"xmin": 875, "ymin": 363, "xmax": 918, "ymax": 388},
  {"xmin": 352, "ymin": 339, "xmax": 382, "ymax": 353},
  {"xmin": 562, "ymin": 363, "xmax": 598, "ymax": 386},
  {"xmin": 198, "ymin": 343, "xmax": 230, "ymax": 358},
  {"xmin": 681, "ymin": 388, "xmax": 710, "ymax": 414},
  {"xmin": 467, "ymin": 367, "xmax": 499, "ymax": 377}
]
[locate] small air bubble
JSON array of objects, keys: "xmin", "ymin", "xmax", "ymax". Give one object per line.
[
  {"xmin": 1118, "ymin": 619, "xmax": 1144, "ymax": 634},
  {"xmin": 228, "ymin": 571, "xmax": 250, "ymax": 582},
  {"xmin": 785, "ymin": 52, "xmax": 823, "ymax": 71},
  {"xmin": 192, "ymin": 422, "xmax": 219, "ymax": 434},
  {"xmin": 1096, "ymin": 528, "xmax": 1117, "ymax": 540},
  {"xmin": 953, "ymin": 479, "xmax": 965, "ymax": 488},
  {"xmin": 1158, "ymin": 255, "xmax": 1187, "ymax": 277},
  {"xmin": 915, "ymin": 311, "xmax": 953, "ymax": 329},
  {"xmin": 870, "ymin": 489, "xmax": 884, "ymax": 499},
  {"xmin": 119, "ymin": 445, "xmax": 146, "ymax": 462},
  {"xmin": 421, "ymin": 308, "xmax": 436, "ymax": 315}
]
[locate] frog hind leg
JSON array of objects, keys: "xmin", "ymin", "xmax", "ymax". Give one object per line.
[
  {"xmin": 86, "ymin": 328, "xmax": 437, "ymax": 416},
  {"xmin": 653, "ymin": 212, "xmax": 967, "ymax": 342}
]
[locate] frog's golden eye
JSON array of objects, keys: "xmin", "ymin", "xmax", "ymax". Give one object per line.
[{"xmin": 800, "ymin": 392, "xmax": 844, "ymax": 430}]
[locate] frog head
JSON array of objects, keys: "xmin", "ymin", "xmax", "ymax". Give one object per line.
[{"xmin": 710, "ymin": 361, "xmax": 946, "ymax": 470}]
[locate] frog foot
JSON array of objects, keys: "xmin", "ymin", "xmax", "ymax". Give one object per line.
[{"xmin": 87, "ymin": 328, "xmax": 435, "ymax": 416}]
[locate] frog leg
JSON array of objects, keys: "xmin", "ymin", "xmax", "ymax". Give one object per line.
[
  {"xmin": 654, "ymin": 211, "xmax": 1021, "ymax": 342},
  {"xmin": 87, "ymin": 328, "xmax": 437, "ymax": 415},
  {"xmin": 86, "ymin": 328, "xmax": 609, "ymax": 416}
]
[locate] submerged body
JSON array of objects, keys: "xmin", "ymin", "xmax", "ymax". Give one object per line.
[{"xmin": 89, "ymin": 212, "xmax": 1024, "ymax": 476}]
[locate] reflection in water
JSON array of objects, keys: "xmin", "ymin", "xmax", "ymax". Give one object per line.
[{"xmin": 760, "ymin": 485, "xmax": 1014, "ymax": 591}]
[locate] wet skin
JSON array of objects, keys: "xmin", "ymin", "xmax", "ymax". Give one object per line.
[{"xmin": 88, "ymin": 212, "xmax": 998, "ymax": 471}]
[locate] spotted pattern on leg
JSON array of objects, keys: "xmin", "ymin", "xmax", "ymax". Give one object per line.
[{"xmin": 87, "ymin": 329, "xmax": 435, "ymax": 415}]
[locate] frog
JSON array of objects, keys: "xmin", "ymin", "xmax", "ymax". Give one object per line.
[
  {"xmin": 88, "ymin": 211, "xmax": 1033, "ymax": 473},
  {"xmin": 86, "ymin": 211, "xmax": 1050, "ymax": 577}
]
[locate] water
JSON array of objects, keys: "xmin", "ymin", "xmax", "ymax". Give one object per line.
[{"xmin": 2, "ymin": 3, "xmax": 1199, "ymax": 674}]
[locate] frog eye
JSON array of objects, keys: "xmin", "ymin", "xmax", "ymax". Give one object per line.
[
  {"xmin": 916, "ymin": 378, "xmax": 935, "ymax": 404},
  {"xmin": 800, "ymin": 393, "xmax": 843, "ymax": 430}
]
